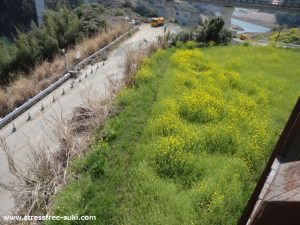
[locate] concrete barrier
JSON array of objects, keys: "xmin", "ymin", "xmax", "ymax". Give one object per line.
[{"xmin": 0, "ymin": 26, "xmax": 139, "ymax": 129}]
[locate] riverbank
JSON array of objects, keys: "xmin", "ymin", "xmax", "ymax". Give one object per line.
[{"xmin": 232, "ymin": 9, "xmax": 277, "ymax": 28}]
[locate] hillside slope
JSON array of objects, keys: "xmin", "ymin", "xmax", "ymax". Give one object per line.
[{"xmin": 48, "ymin": 45, "xmax": 300, "ymax": 225}]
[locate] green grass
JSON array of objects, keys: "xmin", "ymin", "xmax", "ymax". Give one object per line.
[{"xmin": 48, "ymin": 45, "xmax": 300, "ymax": 225}]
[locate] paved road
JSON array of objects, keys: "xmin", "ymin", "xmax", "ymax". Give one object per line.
[{"xmin": 0, "ymin": 23, "xmax": 181, "ymax": 216}]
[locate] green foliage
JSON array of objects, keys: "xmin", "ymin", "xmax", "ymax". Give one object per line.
[
  {"xmin": 271, "ymin": 28, "xmax": 300, "ymax": 44},
  {"xmin": 0, "ymin": 3, "xmax": 120, "ymax": 84},
  {"xmin": 49, "ymin": 46, "xmax": 300, "ymax": 225},
  {"xmin": 111, "ymin": 8, "xmax": 125, "ymax": 16},
  {"xmin": 44, "ymin": 7, "xmax": 81, "ymax": 48},
  {"xmin": 75, "ymin": 4, "xmax": 107, "ymax": 37},
  {"xmin": 196, "ymin": 17, "xmax": 232, "ymax": 44},
  {"xmin": 0, "ymin": 38, "xmax": 16, "ymax": 80},
  {"xmin": 173, "ymin": 17, "xmax": 232, "ymax": 46}
]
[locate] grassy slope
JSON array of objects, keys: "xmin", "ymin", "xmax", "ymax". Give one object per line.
[
  {"xmin": 48, "ymin": 45, "xmax": 300, "ymax": 225},
  {"xmin": 201, "ymin": 45, "xmax": 300, "ymax": 125}
]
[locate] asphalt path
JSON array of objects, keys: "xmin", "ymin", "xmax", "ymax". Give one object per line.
[{"xmin": 0, "ymin": 23, "xmax": 181, "ymax": 216}]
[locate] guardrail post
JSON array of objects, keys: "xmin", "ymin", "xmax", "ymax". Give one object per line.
[
  {"xmin": 27, "ymin": 112, "xmax": 31, "ymax": 121},
  {"xmin": 12, "ymin": 124, "xmax": 16, "ymax": 133}
]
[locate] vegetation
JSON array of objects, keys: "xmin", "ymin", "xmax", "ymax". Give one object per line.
[
  {"xmin": 0, "ymin": 3, "xmax": 136, "ymax": 117},
  {"xmin": 0, "ymin": 2, "xmax": 139, "ymax": 86},
  {"xmin": 0, "ymin": 6, "xmax": 81, "ymax": 84},
  {"xmin": 173, "ymin": 17, "xmax": 232, "ymax": 46},
  {"xmin": 48, "ymin": 44, "xmax": 300, "ymax": 225},
  {"xmin": 270, "ymin": 28, "xmax": 300, "ymax": 44},
  {"xmin": 75, "ymin": 4, "xmax": 107, "ymax": 37},
  {"xmin": 0, "ymin": 24, "xmax": 130, "ymax": 117}
]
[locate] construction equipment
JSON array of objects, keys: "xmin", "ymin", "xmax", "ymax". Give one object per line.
[
  {"xmin": 240, "ymin": 34, "xmax": 248, "ymax": 40},
  {"xmin": 150, "ymin": 17, "xmax": 164, "ymax": 27}
]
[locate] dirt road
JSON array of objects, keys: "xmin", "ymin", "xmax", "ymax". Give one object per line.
[{"xmin": 0, "ymin": 23, "xmax": 181, "ymax": 216}]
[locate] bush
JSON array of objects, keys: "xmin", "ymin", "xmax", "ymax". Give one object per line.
[
  {"xmin": 196, "ymin": 17, "xmax": 232, "ymax": 44},
  {"xmin": 270, "ymin": 28, "xmax": 300, "ymax": 44},
  {"xmin": 75, "ymin": 4, "xmax": 107, "ymax": 37},
  {"xmin": 179, "ymin": 89, "xmax": 224, "ymax": 123},
  {"xmin": 172, "ymin": 17, "xmax": 232, "ymax": 46}
]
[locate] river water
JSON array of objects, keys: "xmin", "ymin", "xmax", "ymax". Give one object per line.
[{"xmin": 231, "ymin": 18, "xmax": 271, "ymax": 33}]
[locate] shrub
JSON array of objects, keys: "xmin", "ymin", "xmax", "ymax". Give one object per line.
[
  {"xmin": 154, "ymin": 135, "xmax": 203, "ymax": 186},
  {"xmin": 185, "ymin": 41, "xmax": 198, "ymax": 49},
  {"xmin": 172, "ymin": 17, "xmax": 232, "ymax": 46},
  {"xmin": 75, "ymin": 4, "xmax": 107, "ymax": 37},
  {"xmin": 203, "ymin": 123, "xmax": 240, "ymax": 155},
  {"xmin": 171, "ymin": 49, "xmax": 204, "ymax": 71},
  {"xmin": 179, "ymin": 89, "xmax": 224, "ymax": 123}
]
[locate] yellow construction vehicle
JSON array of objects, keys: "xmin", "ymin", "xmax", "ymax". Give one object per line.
[
  {"xmin": 150, "ymin": 17, "xmax": 164, "ymax": 27},
  {"xmin": 240, "ymin": 34, "xmax": 248, "ymax": 40}
]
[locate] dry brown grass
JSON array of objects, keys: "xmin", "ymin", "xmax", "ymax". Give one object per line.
[
  {"xmin": 0, "ymin": 23, "xmax": 131, "ymax": 118},
  {"xmin": 124, "ymin": 30, "xmax": 171, "ymax": 87},
  {"xmin": 0, "ymin": 78, "xmax": 120, "ymax": 223}
]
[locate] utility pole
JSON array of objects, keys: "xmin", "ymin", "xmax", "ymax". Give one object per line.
[{"xmin": 275, "ymin": 26, "xmax": 283, "ymax": 45}]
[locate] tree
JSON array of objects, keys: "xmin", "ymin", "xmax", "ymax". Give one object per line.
[
  {"xmin": 13, "ymin": 31, "xmax": 36, "ymax": 73},
  {"xmin": 172, "ymin": 17, "xmax": 232, "ymax": 46},
  {"xmin": 42, "ymin": 16, "xmax": 60, "ymax": 59},
  {"xmin": 196, "ymin": 17, "xmax": 231, "ymax": 44},
  {"xmin": 0, "ymin": 40, "xmax": 16, "ymax": 82},
  {"xmin": 44, "ymin": 7, "xmax": 81, "ymax": 48},
  {"xmin": 75, "ymin": 4, "xmax": 107, "ymax": 37}
]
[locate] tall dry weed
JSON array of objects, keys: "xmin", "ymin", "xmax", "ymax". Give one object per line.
[
  {"xmin": 0, "ymin": 78, "xmax": 120, "ymax": 221},
  {"xmin": 124, "ymin": 31, "xmax": 171, "ymax": 86}
]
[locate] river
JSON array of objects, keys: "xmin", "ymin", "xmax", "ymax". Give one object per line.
[{"xmin": 231, "ymin": 18, "xmax": 271, "ymax": 34}]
